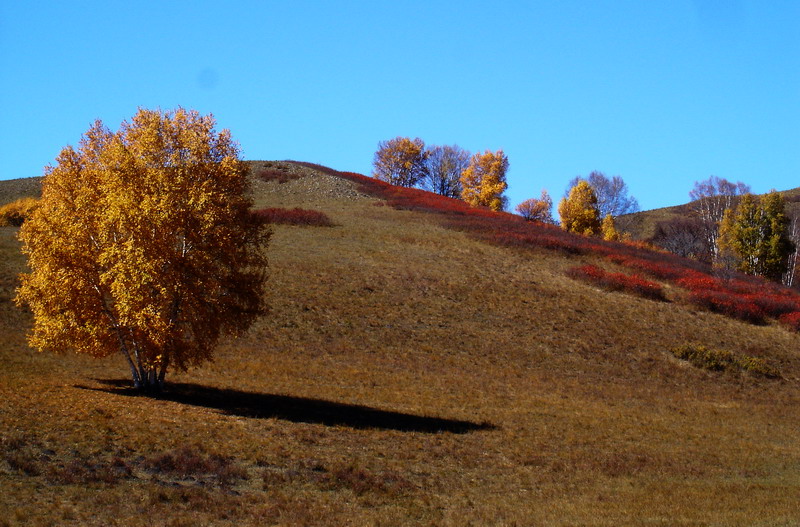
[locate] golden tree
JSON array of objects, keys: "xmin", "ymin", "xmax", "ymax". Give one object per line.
[
  {"xmin": 601, "ymin": 214, "xmax": 621, "ymax": 241},
  {"xmin": 558, "ymin": 180, "xmax": 601, "ymax": 236},
  {"xmin": 372, "ymin": 136, "xmax": 427, "ymax": 187},
  {"xmin": 16, "ymin": 108, "xmax": 270, "ymax": 391},
  {"xmin": 460, "ymin": 149, "xmax": 509, "ymax": 211},
  {"xmin": 516, "ymin": 190, "xmax": 554, "ymax": 223}
]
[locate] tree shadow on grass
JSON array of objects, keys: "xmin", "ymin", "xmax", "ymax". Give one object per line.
[{"xmin": 78, "ymin": 379, "xmax": 495, "ymax": 434}]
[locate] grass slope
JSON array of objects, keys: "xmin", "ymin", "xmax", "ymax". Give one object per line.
[{"xmin": 1, "ymin": 163, "xmax": 799, "ymax": 526}]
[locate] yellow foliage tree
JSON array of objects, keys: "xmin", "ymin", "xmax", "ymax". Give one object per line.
[
  {"xmin": 601, "ymin": 214, "xmax": 620, "ymax": 241},
  {"xmin": 15, "ymin": 108, "xmax": 270, "ymax": 391},
  {"xmin": 558, "ymin": 180, "xmax": 601, "ymax": 236},
  {"xmin": 460, "ymin": 149, "xmax": 509, "ymax": 211},
  {"xmin": 372, "ymin": 136, "xmax": 427, "ymax": 187}
]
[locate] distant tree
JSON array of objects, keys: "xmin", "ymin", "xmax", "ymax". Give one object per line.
[
  {"xmin": 558, "ymin": 180, "xmax": 602, "ymax": 236},
  {"xmin": 372, "ymin": 137, "xmax": 428, "ymax": 187},
  {"xmin": 422, "ymin": 144, "xmax": 470, "ymax": 198},
  {"xmin": 0, "ymin": 197, "xmax": 38, "ymax": 226},
  {"xmin": 601, "ymin": 214, "xmax": 621, "ymax": 241},
  {"xmin": 650, "ymin": 216, "xmax": 711, "ymax": 261},
  {"xmin": 460, "ymin": 149, "xmax": 509, "ymax": 211},
  {"xmin": 15, "ymin": 108, "xmax": 270, "ymax": 391},
  {"xmin": 566, "ymin": 171, "xmax": 640, "ymax": 218},
  {"xmin": 516, "ymin": 190, "xmax": 554, "ymax": 223},
  {"xmin": 717, "ymin": 191, "xmax": 794, "ymax": 282},
  {"xmin": 689, "ymin": 175, "xmax": 751, "ymax": 259},
  {"xmin": 783, "ymin": 211, "xmax": 800, "ymax": 287}
]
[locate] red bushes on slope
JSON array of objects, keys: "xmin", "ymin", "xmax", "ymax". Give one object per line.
[{"xmin": 567, "ymin": 264, "xmax": 667, "ymax": 301}]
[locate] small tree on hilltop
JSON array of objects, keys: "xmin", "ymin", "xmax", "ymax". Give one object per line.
[
  {"xmin": 689, "ymin": 175, "xmax": 751, "ymax": 259},
  {"xmin": 16, "ymin": 108, "xmax": 270, "ymax": 391},
  {"xmin": 601, "ymin": 214, "xmax": 621, "ymax": 241},
  {"xmin": 460, "ymin": 149, "xmax": 509, "ymax": 211},
  {"xmin": 566, "ymin": 171, "xmax": 639, "ymax": 218},
  {"xmin": 423, "ymin": 144, "xmax": 470, "ymax": 198},
  {"xmin": 558, "ymin": 180, "xmax": 601, "ymax": 236},
  {"xmin": 516, "ymin": 190, "xmax": 554, "ymax": 223},
  {"xmin": 372, "ymin": 136, "xmax": 428, "ymax": 187}
]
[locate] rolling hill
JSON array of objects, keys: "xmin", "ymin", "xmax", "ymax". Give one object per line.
[
  {"xmin": 1, "ymin": 162, "xmax": 799, "ymax": 526},
  {"xmin": 620, "ymin": 186, "xmax": 800, "ymax": 241}
]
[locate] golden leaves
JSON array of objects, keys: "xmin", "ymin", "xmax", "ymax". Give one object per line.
[
  {"xmin": 558, "ymin": 180, "xmax": 602, "ymax": 236},
  {"xmin": 16, "ymin": 108, "xmax": 269, "ymax": 384},
  {"xmin": 460, "ymin": 149, "xmax": 508, "ymax": 212}
]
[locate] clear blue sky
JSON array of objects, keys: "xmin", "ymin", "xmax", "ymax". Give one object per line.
[{"xmin": 1, "ymin": 1, "xmax": 798, "ymax": 211}]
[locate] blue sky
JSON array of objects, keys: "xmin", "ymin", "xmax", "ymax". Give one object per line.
[{"xmin": 1, "ymin": 1, "xmax": 797, "ymax": 212}]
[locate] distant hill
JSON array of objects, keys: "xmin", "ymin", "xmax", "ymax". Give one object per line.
[
  {"xmin": 0, "ymin": 176, "xmax": 43, "ymax": 206},
  {"xmin": 621, "ymin": 186, "xmax": 800, "ymax": 241}
]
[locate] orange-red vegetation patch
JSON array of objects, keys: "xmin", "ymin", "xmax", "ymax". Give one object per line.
[{"xmin": 567, "ymin": 264, "xmax": 667, "ymax": 301}]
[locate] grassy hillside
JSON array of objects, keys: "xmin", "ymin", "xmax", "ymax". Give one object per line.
[{"xmin": 1, "ymin": 163, "xmax": 799, "ymax": 526}]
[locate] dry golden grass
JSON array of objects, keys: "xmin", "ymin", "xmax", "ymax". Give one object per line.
[{"xmin": 1, "ymin": 164, "xmax": 799, "ymax": 526}]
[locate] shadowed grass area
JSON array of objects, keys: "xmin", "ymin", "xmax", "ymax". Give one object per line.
[{"xmin": 81, "ymin": 379, "xmax": 494, "ymax": 433}]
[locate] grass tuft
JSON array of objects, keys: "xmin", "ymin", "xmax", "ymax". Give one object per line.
[{"xmin": 671, "ymin": 344, "xmax": 780, "ymax": 378}]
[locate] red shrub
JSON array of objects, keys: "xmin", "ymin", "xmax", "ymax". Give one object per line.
[
  {"xmin": 779, "ymin": 312, "xmax": 800, "ymax": 332},
  {"xmin": 686, "ymin": 290, "xmax": 766, "ymax": 324},
  {"xmin": 257, "ymin": 168, "xmax": 301, "ymax": 184},
  {"xmin": 567, "ymin": 264, "xmax": 666, "ymax": 301},
  {"xmin": 252, "ymin": 207, "xmax": 334, "ymax": 227}
]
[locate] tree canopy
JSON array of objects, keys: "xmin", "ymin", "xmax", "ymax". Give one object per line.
[
  {"xmin": 718, "ymin": 191, "xmax": 793, "ymax": 282},
  {"xmin": 566, "ymin": 171, "xmax": 639, "ymax": 218},
  {"xmin": 16, "ymin": 108, "xmax": 270, "ymax": 391},
  {"xmin": 422, "ymin": 144, "xmax": 470, "ymax": 198},
  {"xmin": 372, "ymin": 137, "xmax": 428, "ymax": 187},
  {"xmin": 558, "ymin": 181, "xmax": 602, "ymax": 236},
  {"xmin": 516, "ymin": 190, "xmax": 554, "ymax": 224},
  {"xmin": 460, "ymin": 149, "xmax": 508, "ymax": 211}
]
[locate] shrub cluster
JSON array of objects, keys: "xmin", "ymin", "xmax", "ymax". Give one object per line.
[
  {"xmin": 676, "ymin": 275, "xmax": 800, "ymax": 324},
  {"xmin": 0, "ymin": 197, "xmax": 38, "ymax": 226},
  {"xmin": 779, "ymin": 311, "xmax": 800, "ymax": 332},
  {"xmin": 567, "ymin": 264, "xmax": 666, "ymax": 301},
  {"xmin": 257, "ymin": 167, "xmax": 301, "ymax": 184},
  {"xmin": 252, "ymin": 207, "xmax": 334, "ymax": 227},
  {"xmin": 671, "ymin": 344, "xmax": 780, "ymax": 378}
]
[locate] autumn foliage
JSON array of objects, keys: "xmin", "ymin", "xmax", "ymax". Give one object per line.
[
  {"xmin": 16, "ymin": 108, "xmax": 270, "ymax": 390},
  {"xmin": 567, "ymin": 264, "xmax": 666, "ymax": 301},
  {"xmin": 372, "ymin": 137, "xmax": 427, "ymax": 187},
  {"xmin": 516, "ymin": 190, "xmax": 554, "ymax": 223},
  {"xmin": 558, "ymin": 181, "xmax": 602, "ymax": 236},
  {"xmin": 460, "ymin": 150, "xmax": 509, "ymax": 211}
]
